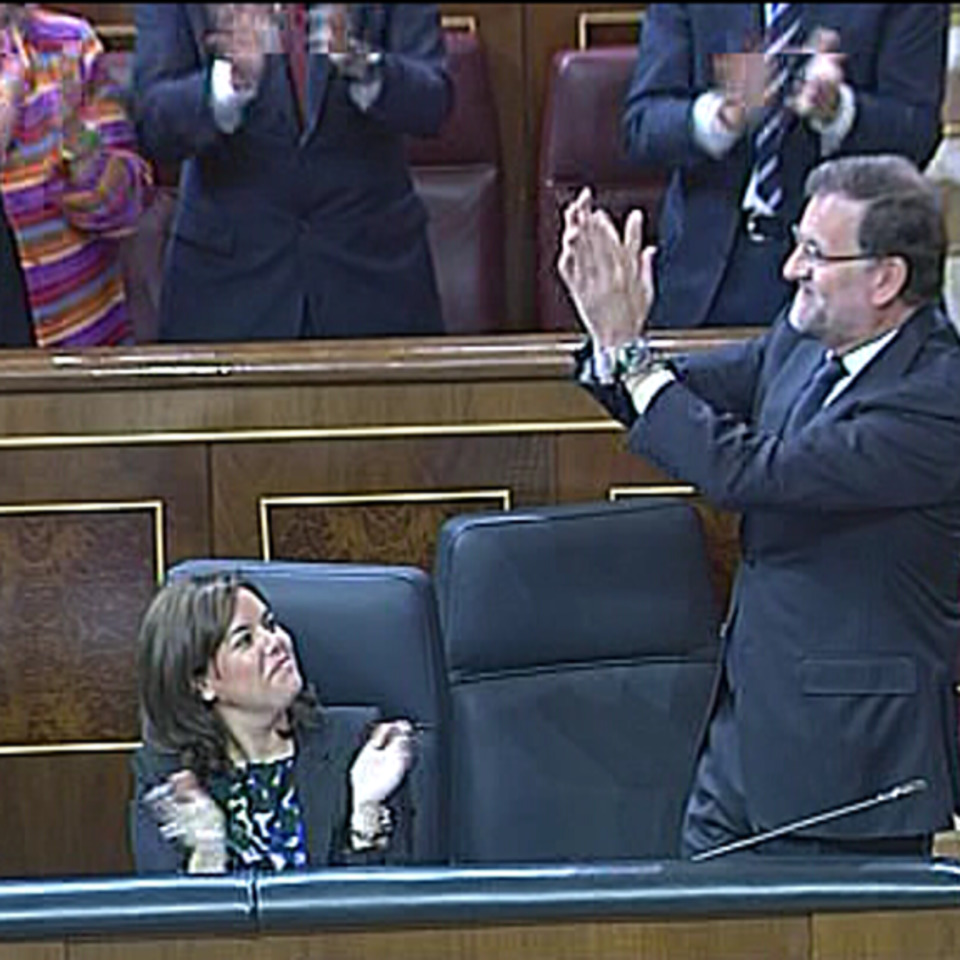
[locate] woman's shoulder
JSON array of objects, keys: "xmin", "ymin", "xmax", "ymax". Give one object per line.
[{"xmin": 298, "ymin": 704, "xmax": 383, "ymax": 757}]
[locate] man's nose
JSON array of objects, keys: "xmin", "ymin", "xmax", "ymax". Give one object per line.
[{"xmin": 783, "ymin": 245, "xmax": 807, "ymax": 282}]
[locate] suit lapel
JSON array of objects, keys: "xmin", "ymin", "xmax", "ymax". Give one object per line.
[
  {"xmin": 761, "ymin": 335, "xmax": 824, "ymax": 436},
  {"xmin": 824, "ymin": 306, "xmax": 938, "ymax": 420},
  {"xmin": 302, "ymin": 55, "xmax": 331, "ymax": 143},
  {"xmin": 294, "ymin": 719, "xmax": 338, "ymax": 864}
]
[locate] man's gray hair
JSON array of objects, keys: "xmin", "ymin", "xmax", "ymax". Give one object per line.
[{"xmin": 805, "ymin": 155, "xmax": 945, "ymax": 305}]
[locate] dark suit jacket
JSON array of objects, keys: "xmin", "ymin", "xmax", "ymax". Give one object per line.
[
  {"xmin": 131, "ymin": 706, "xmax": 414, "ymax": 871},
  {"xmin": 133, "ymin": 4, "xmax": 451, "ymax": 342},
  {"xmin": 598, "ymin": 306, "xmax": 960, "ymax": 838},
  {"xmin": 623, "ymin": 4, "xmax": 949, "ymax": 329},
  {"xmin": 0, "ymin": 199, "xmax": 32, "ymax": 347}
]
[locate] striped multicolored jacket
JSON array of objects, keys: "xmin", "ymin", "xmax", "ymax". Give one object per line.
[{"xmin": 1, "ymin": 8, "xmax": 153, "ymax": 347}]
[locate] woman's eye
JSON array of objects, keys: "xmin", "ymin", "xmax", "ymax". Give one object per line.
[
  {"xmin": 231, "ymin": 630, "xmax": 253, "ymax": 650},
  {"xmin": 263, "ymin": 611, "xmax": 278, "ymax": 631}
]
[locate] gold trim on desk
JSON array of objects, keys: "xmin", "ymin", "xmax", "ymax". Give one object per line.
[
  {"xmin": 0, "ymin": 741, "xmax": 141, "ymax": 758},
  {"xmin": 577, "ymin": 10, "xmax": 644, "ymax": 50},
  {"xmin": 609, "ymin": 484, "xmax": 697, "ymax": 499},
  {"xmin": 259, "ymin": 488, "xmax": 512, "ymax": 561},
  {"xmin": 441, "ymin": 14, "xmax": 477, "ymax": 34},
  {"xmin": 0, "ymin": 499, "xmax": 165, "ymax": 584},
  {"xmin": 0, "ymin": 419, "xmax": 622, "ymax": 451}
]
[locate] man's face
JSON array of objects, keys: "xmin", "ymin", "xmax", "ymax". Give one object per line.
[{"xmin": 782, "ymin": 193, "xmax": 880, "ymax": 352}]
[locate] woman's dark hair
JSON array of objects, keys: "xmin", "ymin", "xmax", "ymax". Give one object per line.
[
  {"xmin": 805, "ymin": 154, "xmax": 946, "ymax": 306},
  {"xmin": 136, "ymin": 573, "xmax": 318, "ymax": 780}
]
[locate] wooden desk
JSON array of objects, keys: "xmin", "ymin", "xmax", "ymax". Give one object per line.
[{"xmin": 0, "ymin": 331, "xmax": 748, "ymax": 878}]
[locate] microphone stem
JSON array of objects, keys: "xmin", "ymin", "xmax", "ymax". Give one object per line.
[{"xmin": 691, "ymin": 780, "xmax": 926, "ymax": 862}]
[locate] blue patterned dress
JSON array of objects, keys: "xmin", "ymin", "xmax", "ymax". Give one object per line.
[{"xmin": 208, "ymin": 755, "xmax": 308, "ymax": 872}]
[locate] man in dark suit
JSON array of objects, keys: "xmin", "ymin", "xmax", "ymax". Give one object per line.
[
  {"xmin": 623, "ymin": 4, "xmax": 949, "ymax": 329},
  {"xmin": 558, "ymin": 154, "xmax": 960, "ymax": 857},
  {"xmin": 133, "ymin": 4, "xmax": 451, "ymax": 343}
]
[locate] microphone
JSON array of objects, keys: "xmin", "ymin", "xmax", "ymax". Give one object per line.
[{"xmin": 691, "ymin": 777, "xmax": 928, "ymax": 862}]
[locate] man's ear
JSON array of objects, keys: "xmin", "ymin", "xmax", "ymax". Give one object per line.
[{"xmin": 872, "ymin": 255, "xmax": 909, "ymax": 308}]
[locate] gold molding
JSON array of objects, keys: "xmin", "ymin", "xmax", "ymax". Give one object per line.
[
  {"xmin": 0, "ymin": 499, "xmax": 166, "ymax": 584},
  {"xmin": 577, "ymin": 9, "xmax": 644, "ymax": 50},
  {"xmin": 0, "ymin": 419, "xmax": 622, "ymax": 451},
  {"xmin": 609, "ymin": 484, "xmax": 697, "ymax": 499},
  {"xmin": 0, "ymin": 741, "xmax": 140, "ymax": 758},
  {"xmin": 259, "ymin": 488, "xmax": 512, "ymax": 561},
  {"xmin": 943, "ymin": 123, "xmax": 960, "ymax": 138},
  {"xmin": 441, "ymin": 14, "xmax": 477, "ymax": 34}
]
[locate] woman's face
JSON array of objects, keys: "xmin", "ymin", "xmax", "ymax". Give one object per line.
[{"xmin": 197, "ymin": 587, "xmax": 303, "ymax": 717}]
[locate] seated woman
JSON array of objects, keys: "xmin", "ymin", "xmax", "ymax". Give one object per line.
[
  {"xmin": 132, "ymin": 573, "xmax": 415, "ymax": 873},
  {"xmin": 0, "ymin": 4, "xmax": 153, "ymax": 347}
]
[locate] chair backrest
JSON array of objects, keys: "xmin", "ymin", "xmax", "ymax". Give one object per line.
[
  {"xmin": 167, "ymin": 559, "xmax": 450, "ymax": 863},
  {"xmin": 537, "ymin": 47, "xmax": 667, "ymax": 331},
  {"xmin": 434, "ymin": 499, "xmax": 720, "ymax": 863},
  {"xmin": 407, "ymin": 29, "xmax": 506, "ymax": 333}
]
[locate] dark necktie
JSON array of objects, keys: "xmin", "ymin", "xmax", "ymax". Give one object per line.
[
  {"xmin": 752, "ymin": 2, "xmax": 803, "ymax": 214},
  {"xmin": 284, "ymin": 3, "xmax": 309, "ymax": 125},
  {"xmin": 782, "ymin": 353, "xmax": 847, "ymax": 437}
]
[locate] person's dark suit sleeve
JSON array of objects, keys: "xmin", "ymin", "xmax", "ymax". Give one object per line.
[
  {"xmin": 621, "ymin": 3, "xmax": 718, "ymax": 170},
  {"xmin": 133, "ymin": 4, "xmax": 223, "ymax": 166},
  {"xmin": 836, "ymin": 4, "xmax": 948, "ymax": 168},
  {"xmin": 129, "ymin": 746, "xmax": 185, "ymax": 874},
  {"xmin": 629, "ymin": 336, "xmax": 960, "ymax": 513},
  {"xmin": 364, "ymin": 5, "xmax": 453, "ymax": 137}
]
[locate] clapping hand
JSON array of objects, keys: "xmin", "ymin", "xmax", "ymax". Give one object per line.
[
  {"xmin": 145, "ymin": 770, "xmax": 227, "ymax": 873},
  {"xmin": 557, "ymin": 187, "xmax": 655, "ymax": 348},
  {"xmin": 350, "ymin": 719, "xmax": 416, "ymax": 809},
  {"xmin": 208, "ymin": 3, "xmax": 275, "ymax": 93},
  {"xmin": 788, "ymin": 28, "xmax": 845, "ymax": 126}
]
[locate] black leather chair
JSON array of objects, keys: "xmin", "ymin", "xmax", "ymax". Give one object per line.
[
  {"xmin": 434, "ymin": 499, "xmax": 721, "ymax": 863},
  {"xmin": 165, "ymin": 559, "xmax": 450, "ymax": 864}
]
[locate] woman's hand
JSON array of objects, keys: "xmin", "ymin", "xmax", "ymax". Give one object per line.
[
  {"xmin": 350, "ymin": 719, "xmax": 416, "ymax": 808},
  {"xmin": 145, "ymin": 770, "xmax": 227, "ymax": 874}
]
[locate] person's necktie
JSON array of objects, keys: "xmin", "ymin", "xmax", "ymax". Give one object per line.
[
  {"xmin": 782, "ymin": 352, "xmax": 847, "ymax": 437},
  {"xmin": 284, "ymin": 3, "xmax": 309, "ymax": 125},
  {"xmin": 752, "ymin": 2, "xmax": 803, "ymax": 214}
]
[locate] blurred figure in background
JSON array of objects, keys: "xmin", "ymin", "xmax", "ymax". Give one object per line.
[
  {"xmin": 133, "ymin": 4, "xmax": 452, "ymax": 343},
  {"xmin": 623, "ymin": 4, "xmax": 949, "ymax": 329},
  {"xmin": 0, "ymin": 4, "xmax": 154, "ymax": 347}
]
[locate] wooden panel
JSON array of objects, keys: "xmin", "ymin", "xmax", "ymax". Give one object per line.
[
  {"xmin": 0, "ymin": 751, "xmax": 133, "ymax": 878},
  {"xmin": 211, "ymin": 434, "xmax": 554, "ymax": 558},
  {"xmin": 265, "ymin": 494, "xmax": 510, "ymax": 569},
  {"xmin": 0, "ymin": 507, "xmax": 154, "ymax": 743},
  {"xmin": 69, "ymin": 916, "xmax": 808, "ymax": 960},
  {"xmin": 812, "ymin": 909, "xmax": 960, "ymax": 959},
  {"xmin": 0, "ymin": 945, "xmax": 62, "ymax": 960}
]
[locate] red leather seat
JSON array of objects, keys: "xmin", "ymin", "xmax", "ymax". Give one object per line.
[
  {"xmin": 537, "ymin": 47, "xmax": 667, "ymax": 331},
  {"xmin": 407, "ymin": 30, "xmax": 506, "ymax": 333}
]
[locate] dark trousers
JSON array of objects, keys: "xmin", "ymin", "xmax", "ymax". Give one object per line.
[
  {"xmin": 0, "ymin": 203, "xmax": 33, "ymax": 347},
  {"xmin": 680, "ymin": 676, "xmax": 932, "ymax": 859}
]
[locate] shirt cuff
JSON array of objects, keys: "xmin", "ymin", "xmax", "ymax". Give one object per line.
[
  {"xmin": 210, "ymin": 58, "xmax": 256, "ymax": 134},
  {"xmin": 692, "ymin": 91, "xmax": 742, "ymax": 159},
  {"xmin": 807, "ymin": 83, "xmax": 856, "ymax": 155},
  {"xmin": 625, "ymin": 367, "xmax": 676, "ymax": 415}
]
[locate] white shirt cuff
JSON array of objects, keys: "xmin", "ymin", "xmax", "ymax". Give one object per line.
[
  {"xmin": 210, "ymin": 58, "xmax": 256, "ymax": 134},
  {"xmin": 692, "ymin": 91, "xmax": 742, "ymax": 159},
  {"xmin": 625, "ymin": 368, "xmax": 676, "ymax": 415},
  {"xmin": 807, "ymin": 83, "xmax": 856, "ymax": 156}
]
